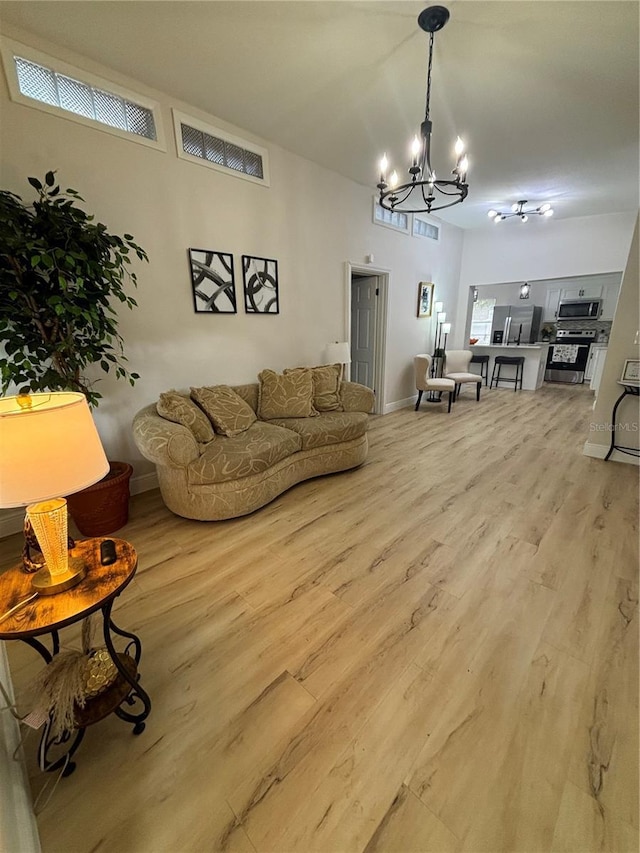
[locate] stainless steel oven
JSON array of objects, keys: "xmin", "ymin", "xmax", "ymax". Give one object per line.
[{"xmin": 545, "ymin": 329, "xmax": 596, "ymax": 384}]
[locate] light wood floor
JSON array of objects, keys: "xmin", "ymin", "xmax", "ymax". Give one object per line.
[{"xmin": 1, "ymin": 383, "xmax": 638, "ymax": 853}]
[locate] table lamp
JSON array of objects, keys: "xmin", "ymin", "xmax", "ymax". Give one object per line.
[
  {"xmin": 0, "ymin": 392, "xmax": 109, "ymax": 594},
  {"xmin": 324, "ymin": 342, "xmax": 351, "ymax": 378}
]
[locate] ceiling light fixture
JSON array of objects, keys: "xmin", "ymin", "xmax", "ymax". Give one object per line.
[
  {"xmin": 376, "ymin": 5, "xmax": 469, "ymax": 214},
  {"xmin": 488, "ymin": 200, "xmax": 554, "ymax": 223}
]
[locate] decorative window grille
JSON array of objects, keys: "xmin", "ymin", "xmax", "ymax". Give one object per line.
[
  {"xmin": 412, "ymin": 215, "xmax": 440, "ymax": 241},
  {"xmin": 173, "ymin": 110, "xmax": 269, "ymax": 186},
  {"xmin": 13, "ymin": 56, "xmax": 157, "ymax": 139},
  {"xmin": 372, "ymin": 198, "xmax": 410, "ymax": 233},
  {"xmin": 1, "ymin": 38, "xmax": 164, "ymax": 150}
]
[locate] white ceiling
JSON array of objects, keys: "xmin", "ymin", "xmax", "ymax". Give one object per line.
[{"xmin": 1, "ymin": 1, "xmax": 638, "ymax": 229}]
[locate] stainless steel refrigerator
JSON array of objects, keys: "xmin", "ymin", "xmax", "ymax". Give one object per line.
[{"xmin": 490, "ymin": 305, "xmax": 542, "ymax": 344}]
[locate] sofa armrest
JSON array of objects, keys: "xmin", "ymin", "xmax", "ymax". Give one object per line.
[
  {"xmin": 340, "ymin": 381, "xmax": 375, "ymax": 413},
  {"xmin": 132, "ymin": 404, "xmax": 200, "ymax": 468}
]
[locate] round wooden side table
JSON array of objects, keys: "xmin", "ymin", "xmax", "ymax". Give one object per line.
[{"xmin": 0, "ymin": 537, "xmax": 151, "ymax": 776}]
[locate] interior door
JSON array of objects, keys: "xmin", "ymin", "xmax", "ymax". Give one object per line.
[{"xmin": 350, "ymin": 275, "xmax": 378, "ymax": 389}]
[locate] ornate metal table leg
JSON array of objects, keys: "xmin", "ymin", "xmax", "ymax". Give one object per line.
[
  {"xmin": 101, "ymin": 601, "xmax": 151, "ymax": 734},
  {"xmin": 38, "ymin": 718, "xmax": 85, "ymax": 776}
]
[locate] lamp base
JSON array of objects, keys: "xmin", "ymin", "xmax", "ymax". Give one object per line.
[{"xmin": 31, "ymin": 557, "xmax": 86, "ymax": 595}]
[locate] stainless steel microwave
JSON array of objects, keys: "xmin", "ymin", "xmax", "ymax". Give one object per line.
[{"xmin": 557, "ymin": 299, "xmax": 602, "ymax": 319}]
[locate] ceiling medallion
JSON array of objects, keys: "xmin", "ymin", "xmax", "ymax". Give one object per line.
[
  {"xmin": 488, "ymin": 200, "xmax": 554, "ymax": 223},
  {"xmin": 376, "ymin": 6, "xmax": 469, "ymax": 214}
]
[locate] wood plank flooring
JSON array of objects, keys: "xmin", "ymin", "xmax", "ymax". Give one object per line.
[{"xmin": 1, "ymin": 383, "xmax": 637, "ymax": 853}]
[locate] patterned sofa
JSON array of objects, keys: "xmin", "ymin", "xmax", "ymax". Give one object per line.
[{"xmin": 132, "ymin": 370, "xmax": 374, "ymax": 521}]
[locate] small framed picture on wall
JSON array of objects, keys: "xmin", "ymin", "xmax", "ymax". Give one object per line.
[
  {"xmin": 242, "ymin": 255, "xmax": 279, "ymax": 314},
  {"xmin": 417, "ymin": 281, "xmax": 434, "ymax": 317},
  {"xmin": 188, "ymin": 248, "xmax": 237, "ymax": 313}
]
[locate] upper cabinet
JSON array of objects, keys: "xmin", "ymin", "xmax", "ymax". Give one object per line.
[
  {"xmin": 560, "ymin": 285, "xmax": 603, "ymax": 300},
  {"xmin": 543, "ymin": 288, "xmax": 562, "ymax": 322},
  {"xmin": 600, "ymin": 282, "xmax": 621, "ymax": 321}
]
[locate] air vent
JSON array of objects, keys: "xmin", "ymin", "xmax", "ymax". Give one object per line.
[
  {"xmin": 173, "ymin": 110, "xmax": 269, "ymax": 186},
  {"xmin": 13, "ymin": 56, "xmax": 157, "ymax": 140}
]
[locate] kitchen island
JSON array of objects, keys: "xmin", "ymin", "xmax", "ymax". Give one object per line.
[{"xmin": 469, "ymin": 343, "xmax": 550, "ymax": 391}]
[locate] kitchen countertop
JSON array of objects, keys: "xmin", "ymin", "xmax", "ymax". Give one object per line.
[{"xmin": 470, "ymin": 343, "xmax": 550, "ymax": 349}]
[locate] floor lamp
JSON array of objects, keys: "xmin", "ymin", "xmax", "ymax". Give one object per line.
[{"xmin": 0, "ymin": 392, "xmax": 109, "ymax": 594}]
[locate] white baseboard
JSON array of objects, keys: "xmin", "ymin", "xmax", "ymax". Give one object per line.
[
  {"xmin": 130, "ymin": 471, "xmax": 159, "ymax": 496},
  {"xmin": 384, "ymin": 396, "xmax": 415, "ymax": 414},
  {"xmin": 583, "ymin": 441, "xmax": 640, "ymax": 465},
  {"xmin": 0, "ymin": 471, "xmax": 160, "ymax": 540}
]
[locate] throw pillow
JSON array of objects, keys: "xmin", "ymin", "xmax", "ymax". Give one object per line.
[
  {"xmin": 285, "ymin": 364, "xmax": 343, "ymax": 412},
  {"xmin": 190, "ymin": 385, "xmax": 257, "ymax": 437},
  {"xmin": 258, "ymin": 368, "xmax": 317, "ymax": 419},
  {"xmin": 157, "ymin": 392, "xmax": 216, "ymax": 444}
]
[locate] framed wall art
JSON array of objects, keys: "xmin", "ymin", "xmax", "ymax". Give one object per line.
[
  {"xmin": 620, "ymin": 359, "xmax": 640, "ymax": 384},
  {"xmin": 242, "ymin": 255, "xmax": 279, "ymax": 314},
  {"xmin": 188, "ymin": 248, "xmax": 237, "ymax": 314},
  {"xmin": 417, "ymin": 281, "xmax": 434, "ymax": 318}
]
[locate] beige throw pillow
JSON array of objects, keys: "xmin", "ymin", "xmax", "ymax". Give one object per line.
[
  {"xmin": 157, "ymin": 392, "xmax": 216, "ymax": 443},
  {"xmin": 285, "ymin": 364, "xmax": 343, "ymax": 412},
  {"xmin": 258, "ymin": 369, "xmax": 317, "ymax": 419},
  {"xmin": 190, "ymin": 385, "xmax": 257, "ymax": 437}
]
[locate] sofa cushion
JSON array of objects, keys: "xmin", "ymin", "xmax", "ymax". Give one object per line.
[
  {"xmin": 191, "ymin": 385, "xmax": 256, "ymax": 437},
  {"xmin": 157, "ymin": 391, "xmax": 216, "ymax": 444},
  {"xmin": 258, "ymin": 369, "xmax": 317, "ymax": 419},
  {"xmin": 267, "ymin": 410, "xmax": 369, "ymax": 451},
  {"xmin": 285, "ymin": 364, "xmax": 343, "ymax": 412},
  {"xmin": 187, "ymin": 421, "xmax": 302, "ymax": 485},
  {"xmin": 230, "ymin": 383, "xmax": 259, "ymax": 413}
]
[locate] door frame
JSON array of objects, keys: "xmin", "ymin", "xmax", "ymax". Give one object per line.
[{"xmin": 344, "ymin": 262, "xmax": 389, "ymax": 415}]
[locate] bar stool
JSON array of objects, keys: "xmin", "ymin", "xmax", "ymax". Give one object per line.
[
  {"xmin": 491, "ymin": 355, "xmax": 525, "ymax": 391},
  {"xmin": 470, "ymin": 354, "xmax": 489, "ymax": 386}
]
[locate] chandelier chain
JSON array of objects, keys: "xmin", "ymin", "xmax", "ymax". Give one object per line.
[{"xmin": 424, "ymin": 31, "xmax": 434, "ymax": 122}]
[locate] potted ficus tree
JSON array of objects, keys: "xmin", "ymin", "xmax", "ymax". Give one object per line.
[{"xmin": 0, "ymin": 171, "xmax": 148, "ymax": 535}]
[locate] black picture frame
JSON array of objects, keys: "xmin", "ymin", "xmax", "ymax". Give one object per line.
[
  {"xmin": 188, "ymin": 248, "xmax": 237, "ymax": 314},
  {"xmin": 242, "ymin": 255, "xmax": 279, "ymax": 314}
]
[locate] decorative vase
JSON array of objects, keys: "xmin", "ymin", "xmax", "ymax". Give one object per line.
[{"xmin": 66, "ymin": 461, "xmax": 133, "ymax": 537}]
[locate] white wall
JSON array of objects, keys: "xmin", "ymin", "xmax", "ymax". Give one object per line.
[
  {"xmin": 454, "ymin": 212, "xmax": 636, "ymax": 347},
  {"xmin": 0, "ymin": 26, "xmax": 463, "ymax": 487},
  {"xmin": 585, "ymin": 216, "xmax": 639, "ymax": 461}
]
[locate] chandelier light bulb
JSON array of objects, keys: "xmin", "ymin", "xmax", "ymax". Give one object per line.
[
  {"xmin": 455, "ymin": 136, "xmax": 465, "ymax": 156},
  {"xmin": 539, "ymin": 203, "xmax": 551, "ymax": 213},
  {"xmin": 488, "ymin": 210, "xmax": 498, "ymax": 219},
  {"xmin": 379, "ymin": 153, "xmax": 388, "ymax": 178},
  {"xmin": 494, "ymin": 214, "xmax": 503, "ymax": 223},
  {"xmin": 544, "ymin": 208, "xmax": 554, "ymax": 217},
  {"xmin": 459, "ymin": 156, "xmax": 469, "ymax": 174},
  {"xmin": 411, "ymin": 135, "xmax": 421, "ymax": 160},
  {"xmin": 511, "ymin": 203, "xmax": 520, "ymax": 212},
  {"xmin": 389, "ymin": 170, "xmax": 399, "ymax": 188},
  {"xmin": 521, "ymin": 214, "xmax": 528, "ymax": 222}
]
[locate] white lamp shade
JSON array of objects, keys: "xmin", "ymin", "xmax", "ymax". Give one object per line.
[
  {"xmin": 324, "ymin": 342, "xmax": 351, "ymax": 364},
  {"xmin": 442, "ymin": 323, "xmax": 452, "ymax": 334},
  {"xmin": 0, "ymin": 392, "xmax": 109, "ymax": 508}
]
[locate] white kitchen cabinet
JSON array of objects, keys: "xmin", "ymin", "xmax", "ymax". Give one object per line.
[
  {"xmin": 543, "ymin": 288, "xmax": 562, "ymax": 322},
  {"xmin": 585, "ymin": 345, "xmax": 607, "ymax": 381},
  {"xmin": 600, "ymin": 281, "xmax": 621, "ymax": 321},
  {"xmin": 589, "ymin": 347, "xmax": 608, "ymax": 391},
  {"xmin": 561, "ymin": 285, "xmax": 603, "ymax": 300}
]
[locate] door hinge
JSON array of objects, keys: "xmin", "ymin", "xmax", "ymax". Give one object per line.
[{"xmin": 375, "ymin": 288, "xmax": 379, "ymax": 296}]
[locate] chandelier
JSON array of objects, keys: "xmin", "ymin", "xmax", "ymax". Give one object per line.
[
  {"xmin": 488, "ymin": 200, "xmax": 554, "ymax": 223},
  {"xmin": 376, "ymin": 6, "xmax": 469, "ymax": 214}
]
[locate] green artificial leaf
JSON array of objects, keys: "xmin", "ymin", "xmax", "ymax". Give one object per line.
[
  {"xmin": 45, "ymin": 171, "xmax": 56, "ymax": 186},
  {"xmin": 28, "ymin": 177, "xmax": 42, "ymax": 191}
]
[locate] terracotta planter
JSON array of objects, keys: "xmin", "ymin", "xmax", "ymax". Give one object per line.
[{"xmin": 66, "ymin": 461, "xmax": 133, "ymax": 537}]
